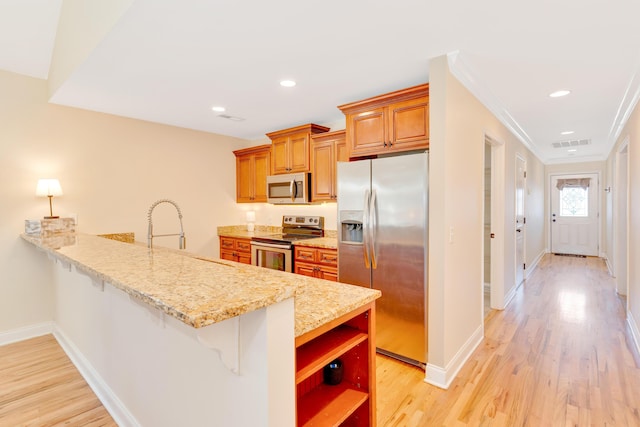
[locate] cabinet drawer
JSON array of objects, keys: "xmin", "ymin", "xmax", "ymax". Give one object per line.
[
  {"xmin": 295, "ymin": 247, "xmax": 316, "ymax": 262},
  {"xmin": 317, "ymin": 249, "xmax": 338, "ymax": 266},
  {"xmin": 235, "ymin": 240, "xmax": 251, "ymax": 253},
  {"xmin": 220, "ymin": 237, "xmax": 235, "ymax": 250}
]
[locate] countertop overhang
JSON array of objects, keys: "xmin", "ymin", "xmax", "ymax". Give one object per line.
[{"xmin": 21, "ymin": 233, "xmax": 378, "ymax": 336}]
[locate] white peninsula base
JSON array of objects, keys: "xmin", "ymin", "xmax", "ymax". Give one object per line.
[{"xmin": 50, "ymin": 259, "xmax": 295, "ymax": 427}]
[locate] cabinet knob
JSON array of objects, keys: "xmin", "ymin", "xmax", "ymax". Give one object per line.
[{"xmin": 383, "ymin": 142, "xmax": 387, "ymax": 147}]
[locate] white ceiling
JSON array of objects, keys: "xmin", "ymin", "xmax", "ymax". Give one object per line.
[{"xmin": 3, "ymin": 0, "xmax": 640, "ymax": 164}]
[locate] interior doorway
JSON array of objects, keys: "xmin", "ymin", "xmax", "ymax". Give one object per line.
[
  {"xmin": 515, "ymin": 155, "xmax": 526, "ymax": 288},
  {"xmin": 484, "ymin": 143, "xmax": 492, "ymax": 317},
  {"xmin": 550, "ymin": 173, "xmax": 600, "ymax": 256},
  {"xmin": 483, "ymin": 135, "xmax": 506, "ymax": 314}
]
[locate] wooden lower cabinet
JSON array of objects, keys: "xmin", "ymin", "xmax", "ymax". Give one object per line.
[
  {"xmin": 219, "ymin": 236, "xmax": 251, "ymax": 265},
  {"xmin": 295, "ymin": 302, "xmax": 376, "ymax": 427},
  {"xmin": 294, "ymin": 246, "xmax": 338, "ymax": 282}
]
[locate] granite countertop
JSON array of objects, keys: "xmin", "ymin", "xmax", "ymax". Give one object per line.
[
  {"xmin": 218, "ymin": 225, "xmax": 338, "ymax": 250},
  {"xmin": 21, "ymin": 233, "xmax": 377, "ymax": 337}
]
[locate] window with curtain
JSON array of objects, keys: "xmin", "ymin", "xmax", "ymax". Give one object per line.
[{"xmin": 557, "ymin": 178, "xmax": 590, "ymax": 217}]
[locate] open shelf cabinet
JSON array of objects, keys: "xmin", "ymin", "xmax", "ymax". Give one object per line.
[{"xmin": 295, "ymin": 302, "xmax": 376, "ymax": 427}]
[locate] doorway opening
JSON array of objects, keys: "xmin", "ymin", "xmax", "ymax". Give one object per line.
[
  {"xmin": 484, "ymin": 143, "xmax": 492, "ymax": 317},
  {"xmin": 483, "ymin": 135, "xmax": 506, "ymax": 315}
]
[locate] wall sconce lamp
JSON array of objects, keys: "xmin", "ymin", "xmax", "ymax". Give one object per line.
[
  {"xmin": 36, "ymin": 179, "xmax": 63, "ymax": 219},
  {"xmin": 246, "ymin": 210, "xmax": 256, "ymax": 232}
]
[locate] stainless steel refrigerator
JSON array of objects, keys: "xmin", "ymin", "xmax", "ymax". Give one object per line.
[{"xmin": 337, "ymin": 152, "xmax": 428, "ymax": 367}]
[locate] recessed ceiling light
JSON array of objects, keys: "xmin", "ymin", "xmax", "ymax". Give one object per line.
[
  {"xmin": 280, "ymin": 80, "xmax": 296, "ymax": 88},
  {"xmin": 561, "ymin": 130, "xmax": 575, "ymax": 135},
  {"xmin": 549, "ymin": 90, "xmax": 571, "ymax": 98},
  {"xmin": 211, "ymin": 106, "xmax": 226, "ymax": 112}
]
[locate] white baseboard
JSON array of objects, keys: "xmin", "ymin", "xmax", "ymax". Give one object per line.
[
  {"xmin": 52, "ymin": 325, "xmax": 140, "ymax": 427},
  {"xmin": 503, "ymin": 284, "xmax": 517, "ymax": 309},
  {"xmin": 525, "ymin": 249, "xmax": 546, "ymax": 280},
  {"xmin": 628, "ymin": 311, "xmax": 640, "ymax": 358},
  {"xmin": 0, "ymin": 322, "xmax": 53, "ymax": 347},
  {"xmin": 603, "ymin": 253, "xmax": 614, "ymax": 277},
  {"xmin": 424, "ymin": 324, "xmax": 484, "ymax": 389}
]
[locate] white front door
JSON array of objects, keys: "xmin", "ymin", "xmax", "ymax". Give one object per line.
[
  {"xmin": 551, "ymin": 173, "xmax": 599, "ymax": 256},
  {"xmin": 515, "ymin": 156, "xmax": 526, "ymax": 287}
]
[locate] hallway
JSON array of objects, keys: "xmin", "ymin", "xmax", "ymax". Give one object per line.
[{"xmin": 377, "ymin": 254, "xmax": 640, "ymax": 426}]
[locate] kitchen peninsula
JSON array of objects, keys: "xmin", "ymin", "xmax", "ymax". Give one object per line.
[{"xmin": 21, "ymin": 233, "xmax": 379, "ymax": 427}]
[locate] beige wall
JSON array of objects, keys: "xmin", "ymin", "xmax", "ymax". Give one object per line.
[
  {"xmin": 428, "ymin": 55, "xmax": 545, "ymax": 380},
  {"xmin": 0, "ymin": 69, "xmax": 249, "ymax": 333},
  {"xmin": 606, "ymin": 101, "xmax": 640, "ymax": 347}
]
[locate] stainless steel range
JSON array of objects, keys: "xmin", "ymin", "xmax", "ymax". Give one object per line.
[{"xmin": 251, "ymin": 216, "xmax": 324, "ymax": 272}]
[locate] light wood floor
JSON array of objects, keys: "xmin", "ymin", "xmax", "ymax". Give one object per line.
[
  {"xmin": 2, "ymin": 254, "xmax": 639, "ymax": 426},
  {"xmin": 0, "ymin": 334, "xmax": 116, "ymax": 426},
  {"xmin": 377, "ymin": 254, "xmax": 640, "ymax": 426}
]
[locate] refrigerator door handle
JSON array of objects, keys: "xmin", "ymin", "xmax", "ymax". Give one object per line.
[
  {"xmin": 370, "ymin": 189, "xmax": 378, "ymax": 269},
  {"xmin": 362, "ymin": 189, "xmax": 371, "ymax": 269}
]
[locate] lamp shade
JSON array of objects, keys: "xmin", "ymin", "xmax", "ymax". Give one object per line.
[
  {"xmin": 245, "ymin": 211, "xmax": 256, "ymax": 222},
  {"xmin": 36, "ymin": 179, "xmax": 63, "ymax": 197}
]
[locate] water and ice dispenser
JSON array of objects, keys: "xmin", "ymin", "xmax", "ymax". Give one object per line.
[{"xmin": 339, "ymin": 211, "xmax": 363, "ymax": 244}]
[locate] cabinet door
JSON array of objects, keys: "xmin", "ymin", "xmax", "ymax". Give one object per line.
[
  {"xmin": 288, "ymin": 132, "xmax": 310, "ymax": 173},
  {"xmin": 387, "ymin": 97, "xmax": 429, "ymax": 151},
  {"xmin": 347, "ymin": 107, "xmax": 386, "ymax": 157},
  {"xmin": 295, "ymin": 261, "xmax": 317, "ymax": 278},
  {"xmin": 335, "ymin": 139, "xmax": 348, "ymax": 163},
  {"xmin": 236, "ymin": 155, "xmax": 255, "ymax": 202},
  {"xmin": 271, "ymin": 136, "xmax": 289, "ymax": 174},
  {"xmin": 317, "ymin": 266, "xmax": 338, "ymax": 282},
  {"xmin": 220, "ymin": 249, "xmax": 236, "ymax": 262},
  {"xmin": 253, "ymin": 150, "xmax": 270, "ymax": 202},
  {"xmin": 311, "ymin": 140, "xmax": 334, "ymax": 202},
  {"xmin": 236, "ymin": 253, "xmax": 252, "ymax": 265}
]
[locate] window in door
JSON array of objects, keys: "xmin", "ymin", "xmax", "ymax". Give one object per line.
[
  {"xmin": 557, "ymin": 177, "xmax": 590, "ymax": 217},
  {"xmin": 560, "ymin": 187, "xmax": 588, "ymax": 217}
]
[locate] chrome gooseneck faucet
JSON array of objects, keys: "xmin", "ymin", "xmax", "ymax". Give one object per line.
[{"xmin": 147, "ymin": 199, "xmax": 186, "ymax": 250}]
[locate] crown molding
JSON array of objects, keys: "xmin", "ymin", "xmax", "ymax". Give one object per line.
[
  {"xmin": 446, "ymin": 51, "xmax": 547, "ymax": 163},
  {"xmin": 605, "ymin": 60, "xmax": 640, "ymax": 157}
]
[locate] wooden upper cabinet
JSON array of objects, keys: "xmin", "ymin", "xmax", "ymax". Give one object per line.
[
  {"xmin": 267, "ymin": 124, "xmax": 330, "ymax": 174},
  {"xmin": 310, "ymin": 130, "xmax": 347, "ymax": 202},
  {"xmin": 339, "ymin": 83, "xmax": 429, "ymax": 158},
  {"xmin": 233, "ymin": 144, "xmax": 271, "ymax": 203}
]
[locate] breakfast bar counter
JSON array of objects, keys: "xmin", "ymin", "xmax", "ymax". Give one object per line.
[{"xmin": 21, "ymin": 232, "xmax": 376, "ymax": 336}]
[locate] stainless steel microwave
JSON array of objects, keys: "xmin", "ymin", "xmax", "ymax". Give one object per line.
[{"xmin": 266, "ymin": 172, "xmax": 310, "ymax": 204}]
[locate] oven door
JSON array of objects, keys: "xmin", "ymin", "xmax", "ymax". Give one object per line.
[{"xmin": 251, "ymin": 242, "xmax": 293, "ymax": 273}]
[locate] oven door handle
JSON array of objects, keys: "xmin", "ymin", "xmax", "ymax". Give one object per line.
[{"xmin": 251, "ymin": 242, "xmax": 291, "ymax": 250}]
